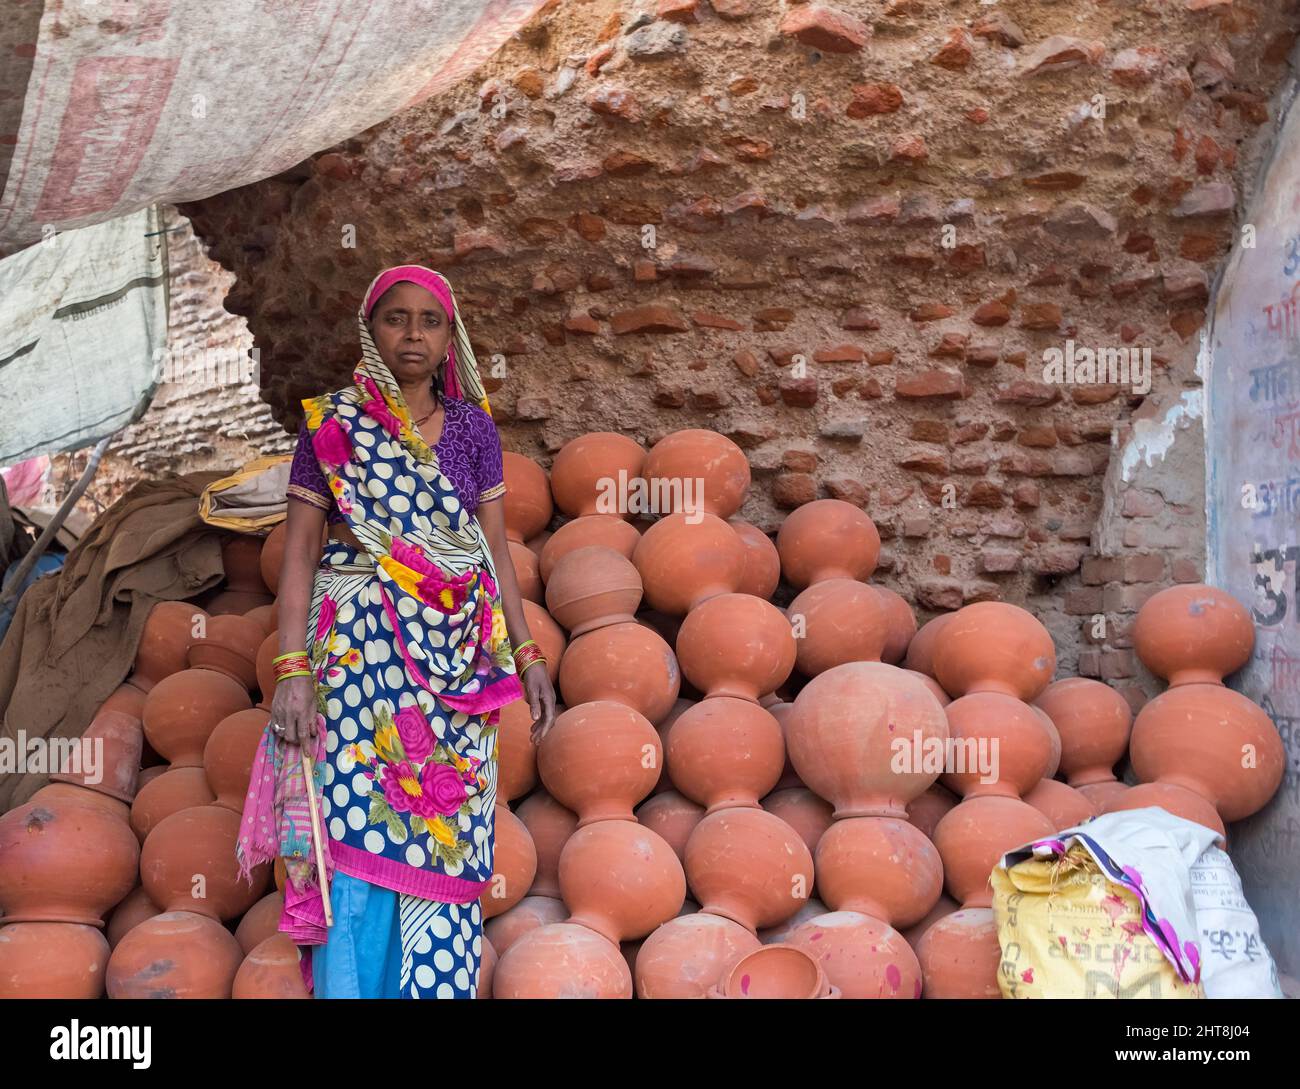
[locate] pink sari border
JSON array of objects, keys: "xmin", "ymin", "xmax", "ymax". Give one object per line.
[{"xmin": 330, "ymin": 840, "xmax": 492, "ymax": 903}]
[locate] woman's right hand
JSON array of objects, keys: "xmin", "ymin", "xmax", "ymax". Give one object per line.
[{"xmin": 270, "ymin": 674, "xmax": 318, "ymax": 745}]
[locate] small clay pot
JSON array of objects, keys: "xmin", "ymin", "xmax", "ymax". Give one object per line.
[
  {"xmin": 510, "ymin": 541, "xmax": 543, "ymax": 604},
  {"xmin": 905, "ymin": 782, "xmax": 959, "ymax": 840},
  {"xmin": 29, "ymin": 783, "xmax": 128, "ymax": 823},
  {"xmin": 1077, "ymin": 780, "xmax": 1131, "ymax": 811},
  {"xmin": 485, "ymin": 895, "xmax": 570, "ymax": 957},
  {"xmin": 142, "ymin": 668, "xmax": 252, "ymax": 768},
  {"xmin": 1023, "ymin": 778, "xmax": 1097, "ymax": 832},
  {"xmin": 259, "ymin": 522, "xmax": 286, "ymax": 595},
  {"xmin": 873, "ymin": 586, "xmax": 918, "ymax": 666},
  {"xmin": 140, "ymin": 805, "xmax": 269, "ymax": 920},
  {"xmin": 788, "ymin": 911, "xmax": 923, "ymax": 1000},
  {"xmin": 722, "ymin": 943, "xmax": 826, "ymax": 999},
  {"xmin": 1101, "ymin": 782, "xmax": 1227, "ymax": 842},
  {"xmin": 0, "ymin": 922, "xmax": 111, "ymax": 998},
  {"xmin": 550, "ymin": 432, "xmax": 648, "ymax": 518},
  {"xmin": 203, "ymin": 708, "xmax": 272, "ymax": 812},
  {"xmin": 234, "ymin": 891, "xmax": 285, "ymax": 955},
  {"xmin": 728, "ymin": 519, "xmax": 781, "ymax": 600},
  {"xmin": 759, "ymin": 788, "xmax": 834, "ymax": 857},
  {"xmin": 187, "ymin": 614, "xmax": 264, "ymax": 689},
  {"xmin": 106, "ymin": 886, "xmax": 162, "ymax": 950},
  {"xmin": 1133, "ymin": 583, "xmax": 1255, "ymax": 686},
  {"xmin": 633, "ymin": 913, "xmax": 760, "ymax": 999},
  {"xmin": 1035, "ymin": 677, "xmax": 1133, "ymax": 787},
  {"xmin": 903, "ymin": 613, "xmax": 954, "ymax": 678},
  {"xmin": 545, "ymin": 546, "xmax": 643, "ymax": 636},
  {"xmin": 931, "ymin": 602, "xmax": 1056, "ymax": 701},
  {"xmin": 503, "ymin": 452, "xmax": 553, "ymax": 543},
  {"xmin": 538, "ymin": 515, "xmax": 641, "ymax": 582},
  {"xmin": 49, "ymin": 709, "xmax": 143, "ymax": 803},
  {"xmin": 134, "ymin": 601, "xmax": 208, "ymax": 692},
  {"xmin": 635, "ymin": 791, "xmax": 707, "ymax": 865},
  {"xmin": 492, "ymin": 922, "xmax": 633, "ymax": 999},
  {"xmin": 222, "ymin": 534, "xmax": 269, "ymax": 594},
  {"xmin": 558, "ymin": 622, "xmax": 680, "ymax": 726},
  {"xmin": 514, "ymin": 791, "xmax": 577, "ymax": 900},
  {"xmin": 100, "ymin": 681, "xmax": 148, "ymax": 720},
  {"xmin": 523, "ymin": 599, "xmax": 566, "ymax": 685},
  {"xmin": 495, "ymin": 699, "xmax": 539, "ymax": 803},
  {"xmin": 814, "ymin": 817, "xmax": 943, "ymax": 929},
  {"xmin": 232, "ymin": 934, "xmax": 310, "ymax": 999},
  {"xmin": 243, "ymin": 604, "xmax": 275, "ymax": 636},
  {"xmin": 916, "ymin": 908, "xmax": 1002, "ymax": 998},
  {"xmin": 129, "ymin": 766, "xmax": 216, "ymax": 843},
  {"xmin": 666, "ymin": 697, "xmax": 785, "ymax": 814},
  {"xmin": 788, "ymin": 578, "xmax": 888, "ymax": 676},
  {"xmin": 676, "ymin": 593, "xmax": 796, "ymax": 700},
  {"xmin": 632, "ymin": 512, "xmax": 746, "ymax": 616},
  {"xmin": 941, "ymin": 692, "xmax": 1053, "ymax": 799},
  {"xmin": 902, "ymin": 894, "xmax": 959, "ymax": 951},
  {"xmin": 106, "ymin": 911, "xmax": 244, "ymax": 999},
  {"xmin": 644, "ymin": 429, "xmax": 751, "ymax": 520},
  {"xmin": 483, "ymin": 804, "xmax": 537, "ymax": 920},
  {"xmin": 777, "ymin": 500, "xmax": 880, "ymax": 588},
  {"xmin": 560, "ymin": 821, "xmax": 686, "ymax": 944},
  {"xmin": 932, "ymin": 796, "xmax": 1054, "ymax": 908}
]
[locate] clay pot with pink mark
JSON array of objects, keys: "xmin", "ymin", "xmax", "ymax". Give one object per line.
[
  {"xmin": 933, "ymin": 796, "xmax": 1054, "ymax": 908},
  {"xmin": 632, "ymin": 512, "xmax": 746, "ymax": 616},
  {"xmin": 916, "ymin": 908, "xmax": 1002, "ymax": 998},
  {"xmin": 903, "ymin": 613, "xmax": 954, "ymax": 678},
  {"xmin": 187, "ymin": 613, "xmax": 264, "ymax": 690},
  {"xmin": 510, "ymin": 541, "xmax": 543, "ymax": 604},
  {"xmin": 538, "ymin": 515, "xmax": 641, "ymax": 582},
  {"xmin": 129, "ymin": 766, "xmax": 215, "ymax": 843},
  {"xmin": 902, "ymin": 894, "xmax": 959, "ymax": 950},
  {"xmin": 485, "ymin": 895, "xmax": 570, "ymax": 957},
  {"xmin": 1023, "ymin": 778, "xmax": 1097, "ymax": 832},
  {"xmin": 48, "ymin": 709, "xmax": 143, "ymax": 804},
  {"xmin": 634, "ymin": 912, "xmax": 760, "ymax": 999},
  {"xmin": 788, "ymin": 911, "xmax": 923, "ymax": 1000},
  {"xmin": 496, "ymin": 699, "xmax": 539, "ymax": 804},
  {"xmin": 728, "ymin": 519, "xmax": 781, "ymax": 600},
  {"xmin": 544, "ymin": 546, "xmax": 642, "ymax": 636},
  {"xmin": 0, "ymin": 923, "xmax": 111, "ymax": 998},
  {"xmin": 258, "ymin": 522, "xmax": 286, "ymax": 595},
  {"xmin": 107, "ymin": 911, "xmax": 244, "ymax": 999},
  {"xmin": 1102, "ymin": 782, "xmax": 1227, "ymax": 842},
  {"xmin": 1034, "ymin": 677, "xmax": 1133, "ymax": 787},
  {"xmin": 676, "ymin": 593, "xmax": 796, "ymax": 701},
  {"xmin": 666, "ymin": 697, "xmax": 785, "ymax": 814},
  {"xmin": 232, "ymin": 933, "xmax": 310, "ymax": 999},
  {"xmin": 787, "ymin": 578, "xmax": 888, "ymax": 676},
  {"xmin": 514, "ymin": 791, "xmax": 576, "ymax": 900},
  {"xmin": 759, "ymin": 789, "xmax": 834, "ymax": 856},
  {"xmin": 522, "ymin": 600, "xmax": 566, "ymax": 685},
  {"xmin": 721, "ymin": 943, "xmax": 826, "ymax": 999},
  {"xmin": 492, "ymin": 922, "xmax": 632, "ymax": 999},
  {"xmin": 203, "ymin": 708, "xmax": 272, "ymax": 812},
  {"xmin": 635, "ymin": 791, "xmax": 706, "ymax": 864},
  {"xmin": 234, "ymin": 891, "xmax": 285, "ymax": 955},
  {"xmin": 558, "ymin": 622, "xmax": 679, "ymax": 725},
  {"xmin": 776, "ymin": 500, "xmax": 880, "ymax": 588},
  {"xmin": 141, "ymin": 805, "xmax": 269, "ymax": 921},
  {"xmin": 550, "ymin": 431, "xmax": 647, "ymax": 519},
  {"xmin": 502, "ymin": 452, "xmax": 553, "ymax": 544},
  {"xmin": 134, "ymin": 601, "xmax": 208, "ymax": 692},
  {"xmin": 787, "ymin": 662, "xmax": 948, "ymax": 819},
  {"xmin": 905, "ymin": 782, "xmax": 959, "ymax": 840},
  {"xmin": 143, "ymin": 668, "xmax": 252, "ymax": 769},
  {"xmin": 932, "ymin": 602, "xmax": 1056, "ymax": 701},
  {"xmin": 483, "ymin": 804, "xmax": 538, "ymax": 920},
  {"xmin": 873, "ymin": 586, "xmax": 917, "ymax": 666},
  {"xmin": 940, "ymin": 692, "xmax": 1053, "ymax": 800},
  {"xmin": 1133, "ymin": 584, "xmax": 1255, "ymax": 686},
  {"xmin": 644, "ymin": 429, "xmax": 751, "ymax": 520},
  {"xmin": 815, "ymin": 817, "xmax": 944, "ymax": 929}
]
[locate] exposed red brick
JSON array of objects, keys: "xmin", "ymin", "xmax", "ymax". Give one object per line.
[
  {"xmin": 1019, "ymin": 302, "xmax": 1062, "ymax": 330},
  {"xmin": 896, "ymin": 369, "xmax": 967, "ymax": 399},
  {"xmin": 847, "ymin": 83, "xmax": 904, "ymax": 117},
  {"xmin": 779, "ymin": 376, "xmax": 819, "ymax": 407},
  {"xmin": 993, "ymin": 381, "xmax": 1060, "ymax": 406},
  {"xmin": 898, "ymin": 449, "xmax": 949, "ymax": 474},
  {"xmin": 733, "ymin": 350, "xmax": 759, "ymax": 378},
  {"xmin": 911, "ymin": 302, "xmax": 955, "ymax": 322},
  {"xmin": 841, "ymin": 309, "xmax": 881, "ymax": 330},
  {"xmin": 813, "ymin": 344, "xmax": 866, "ymax": 364},
  {"xmin": 587, "ymin": 86, "xmax": 642, "ymax": 121},
  {"xmin": 980, "ymin": 549, "xmax": 1021, "ymax": 574},
  {"xmin": 779, "ymin": 4, "xmax": 871, "ymax": 53},
  {"xmin": 772, "ymin": 473, "xmax": 817, "ymax": 508},
  {"xmin": 610, "ymin": 304, "xmax": 690, "ymax": 335},
  {"xmin": 825, "ymin": 479, "xmax": 869, "ymax": 507},
  {"xmin": 891, "ymin": 134, "xmax": 929, "ymax": 162},
  {"xmin": 931, "ymin": 28, "xmax": 974, "ymax": 70}
]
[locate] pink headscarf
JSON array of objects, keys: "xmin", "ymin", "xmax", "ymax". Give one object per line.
[{"xmin": 363, "ymin": 264, "xmax": 464, "ymax": 399}]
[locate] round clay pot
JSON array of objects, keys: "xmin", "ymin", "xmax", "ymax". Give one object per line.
[
  {"xmin": 902, "ymin": 894, "xmax": 959, "ymax": 950},
  {"xmin": 904, "ymin": 669, "xmax": 951, "ymax": 708},
  {"xmin": 1077, "ymin": 780, "xmax": 1131, "ymax": 810},
  {"xmin": 788, "ymin": 911, "xmax": 923, "ymax": 1000},
  {"xmin": 685, "ymin": 808, "xmax": 814, "ymax": 933},
  {"xmin": 728, "ymin": 519, "xmax": 781, "ymax": 600},
  {"xmin": 634, "ymin": 913, "xmax": 760, "ymax": 999},
  {"xmin": 48, "ymin": 709, "xmax": 142, "ymax": 803},
  {"xmin": 478, "ymin": 937, "xmax": 497, "ymax": 998},
  {"xmin": 254, "ymin": 629, "xmax": 278, "ymax": 709},
  {"xmin": 760, "ymin": 788, "xmax": 833, "ymax": 856},
  {"xmin": 1035, "ymin": 706, "xmax": 1062, "ymax": 780},
  {"xmin": 766, "ymin": 702, "xmax": 804, "ymax": 791},
  {"xmin": 903, "ymin": 613, "xmax": 954, "ymax": 678},
  {"xmin": 0, "ymin": 922, "xmax": 110, "ymax": 998},
  {"xmin": 514, "ymin": 791, "xmax": 576, "ymax": 900},
  {"xmin": 635, "ymin": 791, "xmax": 707, "ymax": 864},
  {"xmin": 100, "ymin": 680, "xmax": 148, "ymax": 719},
  {"xmin": 232, "ymin": 933, "xmax": 310, "ymax": 999},
  {"xmin": 1035, "ymin": 677, "xmax": 1133, "ymax": 787},
  {"xmin": 941, "ymin": 692, "xmax": 1053, "ymax": 799},
  {"xmin": 632, "ymin": 512, "xmax": 746, "ymax": 616},
  {"xmin": 522, "ymin": 599, "xmax": 566, "ymax": 685},
  {"xmin": 222, "ymin": 533, "xmax": 269, "ymax": 594},
  {"xmin": 106, "ymin": 910, "xmax": 244, "ymax": 998},
  {"xmin": 1023, "ymin": 778, "xmax": 1097, "ymax": 832},
  {"xmin": 551, "ymin": 431, "xmax": 648, "ymax": 518},
  {"xmin": 187, "ymin": 613, "xmax": 264, "ymax": 689},
  {"xmin": 558, "ymin": 622, "xmax": 680, "ymax": 725},
  {"xmin": 676, "ymin": 593, "xmax": 796, "ymax": 701},
  {"xmin": 756, "ymin": 898, "xmax": 827, "ymax": 945},
  {"xmin": 1133, "ymin": 583, "xmax": 1255, "ymax": 687},
  {"xmin": 203, "ymin": 708, "xmax": 271, "ymax": 812},
  {"xmin": 538, "ymin": 515, "xmax": 641, "ymax": 582},
  {"xmin": 143, "ymin": 667, "xmax": 252, "ymax": 768},
  {"xmin": 202, "ymin": 589, "xmax": 275, "ymax": 616},
  {"xmin": 129, "ymin": 766, "xmax": 216, "ymax": 843},
  {"xmin": 140, "ymin": 805, "xmax": 269, "ymax": 920},
  {"xmin": 510, "ymin": 540, "xmax": 544, "ymax": 604},
  {"xmin": 932, "ymin": 796, "xmax": 1054, "ymax": 908},
  {"xmin": 503, "ymin": 452, "xmax": 553, "ymax": 544},
  {"xmin": 492, "ymin": 922, "xmax": 633, "ymax": 999},
  {"xmin": 777, "ymin": 500, "xmax": 880, "ymax": 588},
  {"xmin": 483, "ymin": 803, "xmax": 537, "ymax": 920},
  {"xmin": 259, "ymin": 522, "xmax": 286, "ymax": 595},
  {"xmin": 538, "ymin": 700, "xmax": 662, "ymax": 826},
  {"xmin": 29, "ymin": 783, "xmax": 128, "ymax": 823},
  {"xmin": 873, "ymin": 586, "xmax": 917, "ymax": 666},
  {"xmin": 243, "ymin": 604, "xmax": 275, "ymax": 636},
  {"xmin": 788, "ymin": 578, "xmax": 888, "ymax": 676},
  {"xmin": 722, "ymin": 943, "xmax": 826, "ymax": 999},
  {"xmin": 1102, "ymin": 781, "xmax": 1227, "ymax": 841},
  {"xmin": 932, "ymin": 602, "xmax": 1056, "ymax": 701},
  {"xmin": 666, "ymin": 697, "xmax": 785, "ymax": 813},
  {"xmin": 137, "ymin": 765, "xmax": 168, "ymax": 788},
  {"xmin": 814, "ymin": 817, "xmax": 943, "ymax": 928},
  {"xmin": 905, "ymin": 782, "xmax": 959, "ymax": 840},
  {"xmin": 787, "ymin": 662, "xmax": 949, "ymax": 818},
  {"xmin": 644, "ymin": 429, "xmax": 750, "ymax": 520},
  {"xmin": 234, "ymin": 890, "xmax": 285, "ymax": 954},
  {"xmin": 485, "ymin": 895, "xmax": 570, "ymax": 957},
  {"xmin": 0, "ymin": 797, "xmax": 139, "ymax": 926},
  {"xmin": 560, "ymin": 820, "xmax": 686, "ymax": 943},
  {"xmin": 106, "ymin": 886, "xmax": 162, "ymax": 949},
  {"xmin": 916, "ymin": 908, "xmax": 1001, "ymax": 998},
  {"xmin": 545, "ymin": 546, "xmax": 643, "ymax": 636},
  {"xmin": 496, "ymin": 698, "xmax": 539, "ymax": 803},
  {"xmin": 1129, "ymin": 683, "xmax": 1285, "ymax": 822},
  {"xmin": 134, "ymin": 601, "xmax": 207, "ymax": 692}
]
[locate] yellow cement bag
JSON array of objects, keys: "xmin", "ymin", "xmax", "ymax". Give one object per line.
[{"xmin": 991, "ymin": 845, "xmax": 1204, "ymax": 999}]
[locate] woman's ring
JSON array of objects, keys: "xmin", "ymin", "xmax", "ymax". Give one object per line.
[{"xmin": 271, "ymin": 722, "xmax": 285, "ymax": 733}]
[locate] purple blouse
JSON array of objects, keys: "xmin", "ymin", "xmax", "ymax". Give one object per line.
[{"xmin": 287, "ymin": 396, "xmax": 507, "ymax": 523}]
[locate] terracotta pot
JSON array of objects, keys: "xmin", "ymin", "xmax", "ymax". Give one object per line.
[
  {"xmin": 0, "ymin": 922, "xmax": 111, "ymax": 998},
  {"xmin": 901, "ymin": 894, "xmax": 959, "ymax": 950},
  {"xmin": 560, "ymin": 821, "xmax": 686, "ymax": 943},
  {"xmin": 676, "ymin": 593, "xmax": 796, "ymax": 701},
  {"xmin": 1130, "ymin": 683, "xmax": 1284, "ymax": 822},
  {"xmin": 485, "ymin": 895, "xmax": 570, "ymax": 956},
  {"xmin": 634, "ymin": 912, "xmax": 760, "ymax": 998},
  {"xmin": 872, "ymin": 586, "xmax": 917, "ymax": 666},
  {"xmin": 496, "ymin": 699, "xmax": 539, "ymax": 803},
  {"xmin": 258, "ymin": 522, "xmax": 286, "ymax": 595},
  {"xmin": 903, "ymin": 613, "xmax": 954, "ymax": 678},
  {"xmin": 106, "ymin": 886, "xmax": 162, "ymax": 949},
  {"xmin": 722, "ymin": 943, "xmax": 826, "ymax": 999},
  {"xmin": 538, "ymin": 515, "xmax": 641, "ymax": 582},
  {"xmin": 728, "ymin": 519, "xmax": 781, "ymax": 600},
  {"xmin": 558, "ymin": 622, "xmax": 679, "ymax": 725},
  {"xmin": 222, "ymin": 533, "xmax": 269, "ymax": 594},
  {"xmin": 916, "ymin": 908, "xmax": 1001, "ymax": 998},
  {"xmin": 788, "ymin": 910, "xmax": 923, "ymax": 1000},
  {"xmin": 635, "ymin": 790, "xmax": 706, "ymax": 864},
  {"xmin": 666, "ymin": 697, "xmax": 785, "ymax": 813},
  {"xmin": 551, "ymin": 431, "xmax": 648, "ymax": 518},
  {"xmin": 0, "ymin": 797, "xmax": 139, "ymax": 926},
  {"xmin": 814, "ymin": 817, "xmax": 943, "ymax": 928},
  {"xmin": 522, "ymin": 599, "xmax": 566, "ymax": 685},
  {"xmin": 1133, "ymin": 583, "xmax": 1255, "ymax": 687},
  {"xmin": 1102, "ymin": 782, "xmax": 1227, "ymax": 841},
  {"xmin": 235, "ymin": 891, "xmax": 285, "ymax": 954},
  {"xmin": 100, "ymin": 680, "xmax": 148, "ymax": 719},
  {"xmin": 1077, "ymin": 780, "xmax": 1132, "ymax": 810},
  {"xmin": 759, "ymin": 788, "xmax": 833, "ymax": 856},
  {"xmin": 1035, "ymin": 706, "xmax": 1062, "ymax": 780},
  {"xmin": 644, "ymin": 429, "xmax": 750, "ymax": 520},
  {"xmin": 203, "ymin": 708, "xmax": 271, "ymax": 812},
  {"xmin": 503, "ymin": 452, "xmax": 553, "ymax": 543},
  {"xmin": 648, "ymin": 698, "xmax": 694, "ymax": 796},
  {"xmin": 483, "ymin": 803, "xmax": 537, "ymax": 920},
  {"xmin": 756, "ymin": 898, "xmax": 827, "ymax": 945},
  {"xmin": 510, "ymin": 541, "xmax": 544, "ymax": 604},
  {"xmin": 904, "ymin": 669, "xmax": 951, "ymax": 707},
  {"xmin": 134, "ymin": 601, "xmax": 207, "ymax": 692},
  {"xmin": 106, "ymin": 910, "xmax": 244, "ymax": 998},
  {"xmin": 545, "ymin": 546, "xmax": 642, "ymax": 636},
  {"xmin": 932, "ymin": 796, "xmax": 1054, "ymax": 908},
  {"xmin": 202, "ymin": 588, "xmax": 275, "ymax": 616},
  {"xmin": 941, "ymin": 692, "xmax": 1053, "ymax": 799},
  {"xmin": 1023, "ymin": 778, "xmax": 1097, "ymax": 832},
  {"xmin": 478, "ymin": 937, "xmax": 498, "ymax": 998},
  {"xmin": 538, "ymin": 700, "xmax": 661, "ymax": 826},
  {"xmin": 143, "ymin": 667, "xmax": 252, "ymax": 768},
  {"xmin": 129, "ymin": 766, "xmax": 216, "ymax": 843},
  {"xmin": 1034, "ymin": 677, "xmax": 1133, "ymax": 787},
  {"xmin": 685, "ymin": 808, "xmax": 814, "ymax": 932},
  {"xmin": 777, "ymin": 500, "xmax": 880, "ymax": 588},
  {"xmin": 140, "ymin": 805, "xmax": 269, "ymax": 920},
  {"xmin": 636, "ymin": 608, "xmax": 682, "ymax": 651},
  {"xmin": 254, "ymin": 629, "xmax": 279, "ymax": 709},
  {"xmin": 632, "ymin": 512, "xmax": 746, "ymax": 616},
  {"xmin": 765, "ymin": 702, "xmax": 804, "ymax": 791},
  {"xmin": 492, "ymin": 922, "xmax": 633, "ymax": 999},
  {"xmin": 137, "ymin": 766, "xmax": 168, "ymax": 788},
  {"xmin": 905, "ymin": 782, "xmax": 959, "ymax": 840},
  {"xmin": 187, "ymin": 613, "xmax": 264, "ymax": 689},
  {"xmin": 243, "ymin": 604, "xmax": 275, "ymax": 636},
  {"xmin": 232, "ymin": 933, "xmax": 310, "ymax": 999},
  {"xmin": 788, "ymin": 578, "xmax": 888, "ymax": 676},
  {"xmin": 514, "ymin": 791, "xmax": 577, "ymax": 900},
  {"xmin": 787, "ymin": 662, "xmax": 949, "ymax": 818},
  {"xmin": 932, "ymin": 602, "xmax": 1056, "ymax": 701},
  {"xmin": 30, "ymin": 780, "xmax": 130, "ymax": 823}
]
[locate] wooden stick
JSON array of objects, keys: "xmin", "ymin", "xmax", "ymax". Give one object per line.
[{"xmin": 300, "ymin": 744, "xmax": 333, "ymax": 928}]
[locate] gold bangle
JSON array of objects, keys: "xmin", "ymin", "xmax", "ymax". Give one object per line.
[
  {"xmin": 518, "ymin": 657, "xmax": 547, "ymax": 675},
  {"xmin": 276, "ymin": 670, "xmax": 312, "ymax": 682}
]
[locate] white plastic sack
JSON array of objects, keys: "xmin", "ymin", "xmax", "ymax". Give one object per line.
[{"xmin": 1191, "ymin": 846, "xmax": 1284, "ymax": 999}]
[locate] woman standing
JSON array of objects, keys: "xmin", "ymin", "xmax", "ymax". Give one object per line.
[{"xmin": 239, "ymin": 264, "xmax": 556, "ymax": 999}]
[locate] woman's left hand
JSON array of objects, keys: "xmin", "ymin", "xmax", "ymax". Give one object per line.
[{"xmin": 523, "ymin": 663, "xmax": 557, "ymax": 744}]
